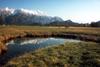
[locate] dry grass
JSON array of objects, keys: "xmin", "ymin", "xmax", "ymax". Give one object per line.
[
  {"xmin": 0, "ymin": 26, "xmax": 100, "ymax": 37},
  {"xmin": 0, "ymin": 26, "xmax": 100, "ymax": 54},
  {"xmin": 0, "ymin": 26, "xmax": 100, "ymax": 67}
]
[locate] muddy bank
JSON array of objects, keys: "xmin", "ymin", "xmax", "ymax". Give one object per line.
[{"xmin": 0, "ymin": 32, "xmax": 100, "ymax": 55}]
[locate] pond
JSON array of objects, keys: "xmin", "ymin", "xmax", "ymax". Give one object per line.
[{"xmin": 0, "ymin": 37, "xmax": 81, "ymax": 65}]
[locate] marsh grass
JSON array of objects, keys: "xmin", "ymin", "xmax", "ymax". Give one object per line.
[
  {"xmin": 0, "ymin": 26, "xmax": 100, "ymax": 36},
  {"xmin": 4, "ymin": 42, "xmax": 100, "ymax": 67},
  {"xmin": 0, "ymin": 26, "xmax": 100, "ymax": 67}
]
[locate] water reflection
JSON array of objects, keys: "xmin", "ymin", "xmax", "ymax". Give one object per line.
[{"xmin": 0, "ymin": 37, "xmax": 81, "ymax": 65}]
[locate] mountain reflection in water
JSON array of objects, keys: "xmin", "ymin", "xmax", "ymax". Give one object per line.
[{"xmin": 0, "ymin": 37, "xmax": 81, "ymax": 65}]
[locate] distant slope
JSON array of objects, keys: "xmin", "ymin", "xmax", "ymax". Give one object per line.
[
  {"xmin": 47, "ymin": 20, "xmax": 81, "ymax": 26},
  {"xmin": 91, "ymin": 21, "xmax": 100, "ymax": 27},
  {"xmin": 0, "ymin": 7, "xmax": 63, "ymax": 25}
]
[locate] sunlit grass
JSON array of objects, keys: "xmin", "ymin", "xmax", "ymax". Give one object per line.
[
  {"xmin": 0, "ymin": 25, "xmax": 100, "ymax": 66},
  {"xmin": 0, "ymin": 26, "xmax": 100, "ymax": 36},
  {"xmin": 5, "ymin": 42, "xmax": 100, "ymax": 67}
]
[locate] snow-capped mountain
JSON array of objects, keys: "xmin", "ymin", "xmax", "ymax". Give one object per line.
[
  {"xmin": 0, "ymin": 7, "xmax": 63, "ymax": 25},
  {"xmin": 0, "ymin": 7, "xmax": 46, "ymax": 16}
]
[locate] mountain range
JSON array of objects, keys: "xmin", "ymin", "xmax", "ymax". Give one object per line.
[
  {"xmin": 0, "ymin": 7, "xmax": 63, "ymax": 25},
  {"xmin": 0, "ymin": 8, "xmax": 100, "ymax": 27}
]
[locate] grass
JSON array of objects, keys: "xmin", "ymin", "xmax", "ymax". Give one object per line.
[
  {"xmin": 4, "ymin": 42, "xmax": 100, "ymax": 67},
  {"xmin": 0, "ymin": 25, "xmax": 100, "ymax": 67},
  {"xmin": 0, "ymin": 25, "xmax": 100, "ymax": 36}
]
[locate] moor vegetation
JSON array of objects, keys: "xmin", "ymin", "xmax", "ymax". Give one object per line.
[
  {"xmin": 0, "ymin": 26, "xmax": 100, "ymax": 55},
  {"xmin": 0, "ymin": 26, "xmax": 99, "ymax": 67},
  {"xmin": 4, "ymin": 42, "xmax": 100, "ymax": 67}
]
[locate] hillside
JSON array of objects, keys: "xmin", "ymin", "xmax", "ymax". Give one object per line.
[{"xmin": 0, "ymin": 8, "xmax": 63, "ymax": 25}]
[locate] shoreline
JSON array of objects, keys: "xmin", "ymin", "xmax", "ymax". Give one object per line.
[{"xmin": 0, "ymin": 31, "xmax": 100, "ymax": 55}]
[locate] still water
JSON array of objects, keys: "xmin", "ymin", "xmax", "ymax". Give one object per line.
[{"xmin": 0, "ymin": 37, "xmax": 81, "ymax": 65}]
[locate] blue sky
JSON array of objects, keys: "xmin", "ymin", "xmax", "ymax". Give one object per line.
[{"xmin": 0, "ymin": 0, "xmax": 100, "ymax": 23}]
